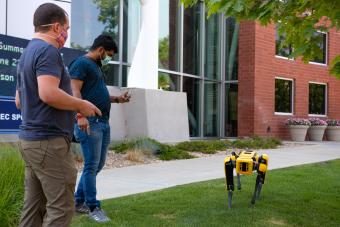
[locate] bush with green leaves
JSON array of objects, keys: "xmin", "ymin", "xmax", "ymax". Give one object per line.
[
  {"xmin": 110, "ymin": 138, "xmax": 193, "ymax": 160},
  {"xmin": 0, "ymin": 145, "xmax": 24, "ymax": 227},
  {"xmin": 175, "ymin": 140, "xmax": 231, "ymax": 154}
]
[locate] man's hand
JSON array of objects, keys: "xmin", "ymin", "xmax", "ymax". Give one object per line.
[
  {"xmin": 77, "ymin": 117, "xmax": 90, "ymax": 134},
  {"xmin": 78, "ymin": 100, "xmax": 102, "ymax": 117},
  {"xmin": 117, "ymin": 91, "xmax": 131, "ymax": 103}
]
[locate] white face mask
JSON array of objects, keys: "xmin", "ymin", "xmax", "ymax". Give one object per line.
[{"xmin": 101, "ymin": 54, "xmax": 112, "ymax": 65}]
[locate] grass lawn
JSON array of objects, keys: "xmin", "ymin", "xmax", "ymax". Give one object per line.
[{"xmin": 72, "ymin": 159, "xmax": 340, "ymax": 227}]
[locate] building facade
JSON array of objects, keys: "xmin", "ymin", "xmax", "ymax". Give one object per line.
[
  {"xmin": 0, "ymin": 0, "xmax": 339, "ymax": 140},
  {"xmin": 239, "ymin": 21, "xmax": 340, "ymax": 139}
]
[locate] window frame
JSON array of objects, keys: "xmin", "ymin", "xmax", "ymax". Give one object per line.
[
  {"xmin": 274, "ymin": 76, "xmax": 294, "ymax": 115},
  {"xmin": 308, "ymin": 81, "xmax": 327, "ymax": 117}
]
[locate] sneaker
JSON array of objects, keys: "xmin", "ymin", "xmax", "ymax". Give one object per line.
[
  {"xmin": 75, "ymin": 203, "xmax": 90, "ymax": 214},
  {"xmin": 89, "ymin": 207, "xmax": 111, "ymax": 223}
]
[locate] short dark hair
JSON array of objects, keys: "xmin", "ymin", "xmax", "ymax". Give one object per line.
[
  {"xmin": 90, "ymin": 35, "xmax": 118, "ymax": 53},
  {"xmin": 34, "ymin": 3, "xmax": 68, "ymax": 32}
]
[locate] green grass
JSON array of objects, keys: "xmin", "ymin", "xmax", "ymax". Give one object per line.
[
  {"xmin": 72, "ymin": 159, "xmax": 340, "ymax": 227},
  {"xmin": 0, "ymin": 145, "xmax": 25, "ymax": 227}
]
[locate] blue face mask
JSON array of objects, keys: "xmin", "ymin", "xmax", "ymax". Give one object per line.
[{"xmin": 101, "ymin": 53, "xmax": 112, "ymax": 65}]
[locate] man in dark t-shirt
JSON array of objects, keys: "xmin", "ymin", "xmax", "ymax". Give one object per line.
[
  {"xmin": 69, "ymin": 35, "xmax": 130, "ymax": 222},
  {"xmin": 15, "ymin": 3, "xmax": 101, "ymax": 227}
]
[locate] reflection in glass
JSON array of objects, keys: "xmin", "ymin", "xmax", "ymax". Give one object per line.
[
  {"xmin": 275, "ymin": 79, "xmax": 292, "ymax": 113},
  {"xmin": 158, "ymin": 72, "xmax": 180, "ymax": 91},
  {"xmin": 204, "ymin": 81, "xmax": 219, "ymax": 136},
  {"xmin": 225, "ymin": 83, "xmax": 238, "ymax": 137},
  {"xmin": 225, "ymin": 17, "xmax": 239, "ymax": 81},
  {"xmin": 123, "ymin": 0, "xmax": 141, "ymax": 63},
  {"xmin": 122, "ymin": 65, "xmax": 130, "ymax": 87},
  {"xmin": 275, "ymin": 25, "xmax": 292, "ymax": 58},
  {"xmin": 183, "ymin": 4, "xmax": 201, "ymax": 76},
  {"xmin": 159, "ymin": 0, "xmax": 180, "ymax": 71},
  {"xmin": 183, "ymin": 77, "xmax": 201, "ymax": 136},
  {"xmin": 102, "ymin": 64, "xmax": 119, "ymax": 86},
  {"xmin": 205, "ymin": 14, "xmax": 220, "ymax": 79},
  {"xmin": 309, "ymin": 83, "xmax": 326, "ymax": 115},
  {"xmin": 311, "ymin": 32, "xmax": 327, "ymax": 64},
  {"xmin": 71, "ymin": 0, "xmax": 119, "ymax": 55}
]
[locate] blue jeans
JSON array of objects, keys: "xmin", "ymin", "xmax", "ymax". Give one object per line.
[{"xmin": 74, "ymin": 119, "xmax": 110, "ymax": 209}]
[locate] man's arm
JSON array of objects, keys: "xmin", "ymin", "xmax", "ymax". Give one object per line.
[
  {"xmin": 71, "ymin": 79, "xmax": 83, "ymax": 99},
  {"xmin": 15, "ymin": 90, "xmax": 21, "ymax": 109},
  {"xmin": 37, "ymin": 75, "xmax": 101, "ymax": 117}
]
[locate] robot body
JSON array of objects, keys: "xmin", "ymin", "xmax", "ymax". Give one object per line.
[{"xmin": 224, "ymin": 151, "xmax": 269, "ymax": 208}]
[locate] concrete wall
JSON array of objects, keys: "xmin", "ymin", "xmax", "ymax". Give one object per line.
[{"xmin": 109, "ymin": 87, "xmax": 190, "ymax": 143}]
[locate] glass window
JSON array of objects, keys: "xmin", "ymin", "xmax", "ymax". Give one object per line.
[
  {"xmin": 71, "ymin": 0, "xmax": 119, "ymax": 56},
  {"xmin": 275, "ymin": 78, "xmax": 293, "ymax": 113},
  {"xmin": 225, "ymin": 83, "xmax": 238, "ymax": 137},
  {"xmin": 204, "ymin": 81, "xmax": 219, "ymax": 137},
  {"xmin": 205, "ymin": 14, "xmax": 220, "ymax": 79},
  {"xmin": 183, "ymin": 4, "xmax": 201, "ymax": 76},
  {"xmin": 122, "ymin": 65, "xmax": 130, "ymax": 87},
  {"xmin": 309, "ymin": 83, "xmax": 326, "ymax": 115},
  {"xmin": 275, "ymin": 27, "xmax": 292, "ymax": 58},
  {"xmin": 183, "ymin": 77, "xmax": 201, "ymax": 137},
  {"xmin": 158, "ymin": 0, "xmax": 181, "ymax": 71},
  {"xmin": 123, "ymin": 0, "xmax": 141, "ymax": 63},
  {"xmin": 225, "ymin": 17, "xmax": 239, "ymax": 81},
  {"xmin": 310, "ymin": 32, "xmax": 327, "ymax": 64},
  {"xmin": 102, "ymin": 64, "xmax": 119, "ymax": 86},
  {"xmin": 158, "ymin": 72, "xmax": 180, "ymax": 91}
]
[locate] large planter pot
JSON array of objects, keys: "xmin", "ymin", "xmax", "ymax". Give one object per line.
[
  {"xmin": 326, "ymin": 126, "xmax": 340, "ymax": 141},
  {"xmin": 308, "ymin": 125, "xmax": 327, "ymax": 141},
  {"xmin": 287, "ymin": 125, "xmax": 309, "ymax": 142}
]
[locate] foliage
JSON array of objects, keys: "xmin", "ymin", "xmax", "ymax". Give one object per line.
[
  {"xmin": 309, "ymin": 117, "xmax": 327, "ymax": 126},
  {"xmin": 72, "ymin": 159, "xmax": 340, "ymax": 226},
  {"xmin": 0, "ymin": 146, "xmax": 25, "ymax": 227},
  {"xmin": 93, "ymin": 0, "xmax": 119, "ymax": 39},
  {"xmin": 175, "ymin": 140, "xmax": 231, "ymax": 154},
  {"xmin": 158, "ymin": 36, "xmax": 170, "ymax": 69},
  {"xmin": 231, "ymin": 136, "xmax": 282, "ymax": 149},
  {"xmin": 181, "ymin": 0, "xmax": 340, "ymax": 78},
  {"xmin": 285, "ymin": 118, "xmax": 311, "ymax": 126},
  {"xmin": 326, "ymin": 119, "xmax": 340, "ymax": 126},
  {"xmin": 110, "ymin": 138, "xmax": 194, "ymax": 160}
]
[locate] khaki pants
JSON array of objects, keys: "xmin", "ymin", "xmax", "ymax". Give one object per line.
[{"xmin": 18, "ymin": 137, "xmax": 77, "ymax": 227}]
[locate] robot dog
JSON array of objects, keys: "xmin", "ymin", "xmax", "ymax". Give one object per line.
[{"xmin": 224, "ymin": 151, "xmax": 268, "ymax": 208}]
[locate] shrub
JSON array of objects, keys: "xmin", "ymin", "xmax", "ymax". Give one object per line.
[
  {"xmin": 156, "ymin": 144, "xmax": 194, "ymax": 160},
  {"xmin": 231, "ymin": 136, "xmax": 282, "ymax": 149},
  {"xmin": 326, "ymin": 119, "xmax": 340, "ymax": 126},
  {"xmin": 0, "ymin": 145, "xmax": 25, "ymax": 227},
  {"xmin": 285, "ymin": 118, "xmax": 311, "ymax": 126},
  {"xmin": 309, "ymin": 118, "xmax": 327, "ymax": 126},
  {"xmin": 175, "ymin": 140, "xmax": 231, "ymax": 154}
]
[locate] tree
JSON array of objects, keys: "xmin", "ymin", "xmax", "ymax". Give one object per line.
[{"xmin": 181, "ymin": 0, "xmax": 340, "ymax": 78}]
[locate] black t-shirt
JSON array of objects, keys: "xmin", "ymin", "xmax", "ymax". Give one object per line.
[{"xmin": 16, "ymin": 39, "xmax": 74, "ymax": 140}]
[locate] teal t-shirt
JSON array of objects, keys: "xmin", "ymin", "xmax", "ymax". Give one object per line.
[{"xmin": 69, "ymin": 56, "xmax": 111, "ymax": 120}]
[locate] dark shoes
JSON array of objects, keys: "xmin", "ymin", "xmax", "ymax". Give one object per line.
[{"xmin": 75, "ymin": 203, "xmax": 90, "ymax": 214}]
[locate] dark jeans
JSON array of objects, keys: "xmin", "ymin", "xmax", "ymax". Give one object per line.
[
  {"xmin": 19, "ymin": 137, "xmax": 77, "ymax": 227},
  {"xmin": 74, "ymin": 119, "xmax": 110, "ymax": 209}
]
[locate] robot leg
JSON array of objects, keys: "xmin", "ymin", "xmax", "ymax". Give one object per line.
[{"xmin": 224, "ymin": 157, "xmax": 235, "ymax": 208}]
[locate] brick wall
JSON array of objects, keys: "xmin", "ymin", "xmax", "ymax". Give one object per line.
[{"xmin": 238, "ymin": 22, "xmax": 340, "ymax": 139}]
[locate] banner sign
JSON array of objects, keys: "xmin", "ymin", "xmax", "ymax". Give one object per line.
[
  {"xmin": 0, "ymin": 34, "xmax": 85, "ymax": 133},
  {"xmin": 0, "ymin": 99, "xmax": 22, "ymax": 132}
]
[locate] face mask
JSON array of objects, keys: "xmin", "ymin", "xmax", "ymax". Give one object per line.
[
  {"xmin": 55, "ymin": 28, "xmax": 68, "ymax": 48},
  {"xmin": 40, "ymin": 23, "xmax": 68, "ymax": 49},
  {"xmin": 101, "ymin": 53, "xmax": 112, "ymax": 66}
]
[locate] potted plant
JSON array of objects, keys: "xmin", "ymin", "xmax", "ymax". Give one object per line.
[
  {"xmin": 325, "ymin": 120, "xmax": 340, "ymax": 141},
  {"xmin": 285, "ymin": 118, "xmax": 311, "ymax": 142},
  {"xmin": 308, "ymin": 118, "xmax": 327, "ymax": 141}
]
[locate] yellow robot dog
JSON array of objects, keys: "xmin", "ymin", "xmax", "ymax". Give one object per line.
[{"xmin": 224, "ymin": 151, "xmax": 268, "ymax": 208}]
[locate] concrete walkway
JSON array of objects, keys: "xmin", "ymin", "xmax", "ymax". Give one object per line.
[{"xmin": 82, "ymin": 141, "xmax": 340, "ymax": 200}]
